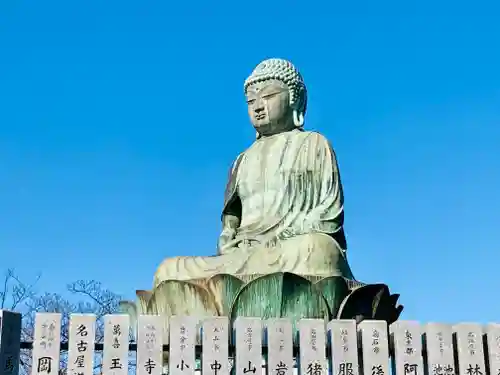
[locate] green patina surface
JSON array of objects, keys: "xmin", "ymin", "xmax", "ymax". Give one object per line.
[{"xmin": 229, "ymin": 273, "xmax": 347, "ymax": 322}]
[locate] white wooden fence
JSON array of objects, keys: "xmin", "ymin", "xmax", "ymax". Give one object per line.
[{"xmin": 1, "ymin": 310, "xmax": 500, "ymax": 375}]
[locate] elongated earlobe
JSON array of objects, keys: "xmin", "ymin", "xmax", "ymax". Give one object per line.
[{"xmin": 293, "ymin": 109, "xmax": 304, "ymax": 127}]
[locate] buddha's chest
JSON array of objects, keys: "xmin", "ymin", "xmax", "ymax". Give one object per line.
[{"xmin": 236, "ymin": 134, "xmax": 304, "ymax": 198}]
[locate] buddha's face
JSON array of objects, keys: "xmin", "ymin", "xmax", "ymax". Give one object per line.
[{"xmin": 246, "ymin": 79, "xmax": 293, "ymax": 136}]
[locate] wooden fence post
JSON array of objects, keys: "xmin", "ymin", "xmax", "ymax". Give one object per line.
[
  {"xmin": 234, "ymin": 317, "xmax": 262, "ymax": 375},
  {"xmin": 423, "ymin": 323, "xmax": 455, "ymax": 375},
  {"xmin": 202, "ymin": 318, "xmax": 229, "ymax": 375},
  {"xmin": 136, "ymin": 315, "xmax": 163, "ymax": 375},
  {"xmin": 298, "ymin": 319, "xmax": 327, "ymax": 375},
  {"xmin": 358, "ymin": 320, "xmax": 389, "ymax": 375},
  {"xmin": 390, "ymin": 321, "xmax": 423, "ymax": 375},
  {"xmin": 328, "ymin": 319, "xmax": 359, "ymax": 375},
  {"xmin": 485, "ymin": 323, "xmax": 500, "ymax": 375},
  {"xmin": 102, "ymin": 314, "xmax": 130, "ymax": 375},
  {"xmin": 453, "ymin": 323, "xmax": 486, "ymax": 375},
  {"xmin": 169, "ymin": 316, "xmax": 197, "ymax": 375},
  {"xmin": 266, "ymin": 319, "xmax": 293, "ymax": 375},
  {"xmin": 0, "ymin": 310, "xmax": 22, "ymax": 375},
  {"xmin": 31, "ymin": 313, "xmax": 62, "ymax": 375},
  {"xmin": 67, "ymin": 314, "xmax": 96, "ymax": 375}
]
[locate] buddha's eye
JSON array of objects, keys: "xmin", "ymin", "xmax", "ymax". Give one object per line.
[
  {"xmin": 262, "ymin": 92, "xmax": 278, "ymax": 100},
  {"xmin": 247, "ymin": 99, "xmax": 256, "ymax": 105}
]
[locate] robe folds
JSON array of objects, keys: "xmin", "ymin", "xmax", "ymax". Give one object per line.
[{"xmin": 154, "ymin": 129, "xmax": 354, "ymax": 287}]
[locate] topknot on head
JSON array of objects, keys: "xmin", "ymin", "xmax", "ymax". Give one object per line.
[{"xmin": 244, "ymin": 58, "xmax": 307, "ymax": 115}]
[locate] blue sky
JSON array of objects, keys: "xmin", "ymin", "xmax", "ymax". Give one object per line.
[{"xmin": 1, "ymin": 0, "xmax": 499, "ymax": 324}]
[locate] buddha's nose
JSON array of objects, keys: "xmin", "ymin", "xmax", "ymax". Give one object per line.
[
  {"xmin": 254, "ymin": 100, "xmax": 266, "ymax": 113},
  {"xmin": 254, "ymin": 98, "xmax": 265, "ymax": 113}
]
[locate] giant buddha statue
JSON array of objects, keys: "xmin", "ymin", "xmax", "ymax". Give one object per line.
[
  {"xmin": 155, "ymin": 57, "xmax": 353, "ymax": 284},
  {"xmin": 121, "ymin": 58, "xmax": 402, "ymax": 335}
]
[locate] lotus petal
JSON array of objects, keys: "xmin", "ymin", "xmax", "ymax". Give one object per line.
[
  {"xmin": 230, "ymin": 272, "xmax": 329, "ymax": 339},
  {"xmin": 313, "ymin": 276, "xmax": 350, "ymax": 319},
  {"xmin": 337, "ymin": 283, "xmax": 404, "ymax": 324},
  {"xmin": 118, "ymin": 300, "xmax": 138, "ymax": 340},
  {"xmin": 136, "ymin": 290, "xmax": 152, "ymax": 314},
  {"xmin": 147, "ymin": 280, "xmax": 219, "ymax": 346},
  {"xmin": 206, "ymin": 274, "xmax": 244, "ymax": 315}
]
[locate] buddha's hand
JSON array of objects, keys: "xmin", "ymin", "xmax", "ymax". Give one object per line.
[
  {"xmin": 217, "ymin": 229, "xmax": 236, "ymax": 254},
  {"xmin": 278, "ymin": 227, "xmax": 298, "ymax": 241}
]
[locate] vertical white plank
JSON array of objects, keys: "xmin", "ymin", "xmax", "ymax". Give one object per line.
[
  {"xmin": 234, "ymin": 318, "xmax": 262, "ymax": 375},
  {"xmin": 358, "ymin": 321, "xmax": 389, "ymax": 375},
  {"xmin": 485, "ymin": 324, "xmax": 500, "ymax": 375},
  {"xmin": 390, "ymin": 321, "xmax": 423, "ymax": 375},
  {"xmin": 453, "ymin": 323, "xmax": 486, "ymax": 375},
  {"xmin": 299, "ymin": 319, "xmax": 327, "ymax": 375},
  {"xmin": 136, "ymin": 315, "xmax": 163, "ymax": 375},
  {"xmin": 102, "ymin": 314, "xmax": 130, "ymax": 375},
  {"xmin": 267, "ymin": 319, "xmax": 293, "ymax": 375},
  {"xmin": 328, "ymin": 320, "xmax": 359, "ymax": 375},
  {"xmin": 423, "ymin": 323, "xmax": 455, "ymax": 375},
  {"xmin": 202, "ymin": 317, "xmax": 229, "ymax": 375},
  {"xmin": 67, "ymin": 314, "xmax": 96, "ymax": 375},
  {"xmin": 31, "ymin": 313, "xmax": 62, "ymax": 375},
  {"xmin": 0, "ymin": 310, "xmax": 22, "ymax": 375},
  {"xmin": 169, "ymin": 316, "xmax": 197, "ymax": 375}
]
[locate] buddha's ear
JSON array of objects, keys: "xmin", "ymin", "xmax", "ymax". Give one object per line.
[
  {"xmin": 293, "ymin": 109, "xmax": 305, "ymax": 127},
  {"xmin": 291, "ymin": 84, "xmax": 307, "ymax": 128}
]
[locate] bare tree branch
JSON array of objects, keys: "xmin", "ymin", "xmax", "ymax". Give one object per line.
[{"xmin": 0, "ymin": 269, "xmax": 40, "ymax": 310}]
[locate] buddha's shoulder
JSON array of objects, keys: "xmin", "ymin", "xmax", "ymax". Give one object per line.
[
  {"xmin": 298, "ymin": 130, "xmax": 331, "ymax": 145},
  {"xmin": 300, "ymin": 130, "xmax": 328, "ymax": 139}
]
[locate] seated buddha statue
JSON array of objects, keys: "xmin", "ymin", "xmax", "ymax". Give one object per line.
[
  {"xmin": 154, "ymin": 58, "xmax": 354, "ymax": 285},
  {"xmin": 122, "ymin": 59, "xmax": 402, "ymax": 330}
]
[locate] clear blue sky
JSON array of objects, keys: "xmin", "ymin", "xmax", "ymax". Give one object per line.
[{"xmin": 1, "ymin": 0, "xmax": 499, "ymax": 324}]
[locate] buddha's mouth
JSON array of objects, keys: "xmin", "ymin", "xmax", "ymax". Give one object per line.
[{"xmin": 255, "ymin": 114, "xmax": 266, "ymax": 120}]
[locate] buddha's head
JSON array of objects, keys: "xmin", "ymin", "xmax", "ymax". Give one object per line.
[{"xmin": 244, "ymin": 58, "xmax": 307, "ymax": 138}]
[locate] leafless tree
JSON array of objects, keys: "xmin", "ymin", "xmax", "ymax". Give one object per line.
[
  {"xmin": 0, "ymin": 268, "xmax": 41, "ymax": 312},
  {"xmin": 1, "ymin": 269, "xmax": 135, "ymax": 375}
]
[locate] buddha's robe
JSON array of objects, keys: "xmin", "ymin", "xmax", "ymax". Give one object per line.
[{"xmin": 154, "ymin": 129, "xmax": 354, "ymax": 287}]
